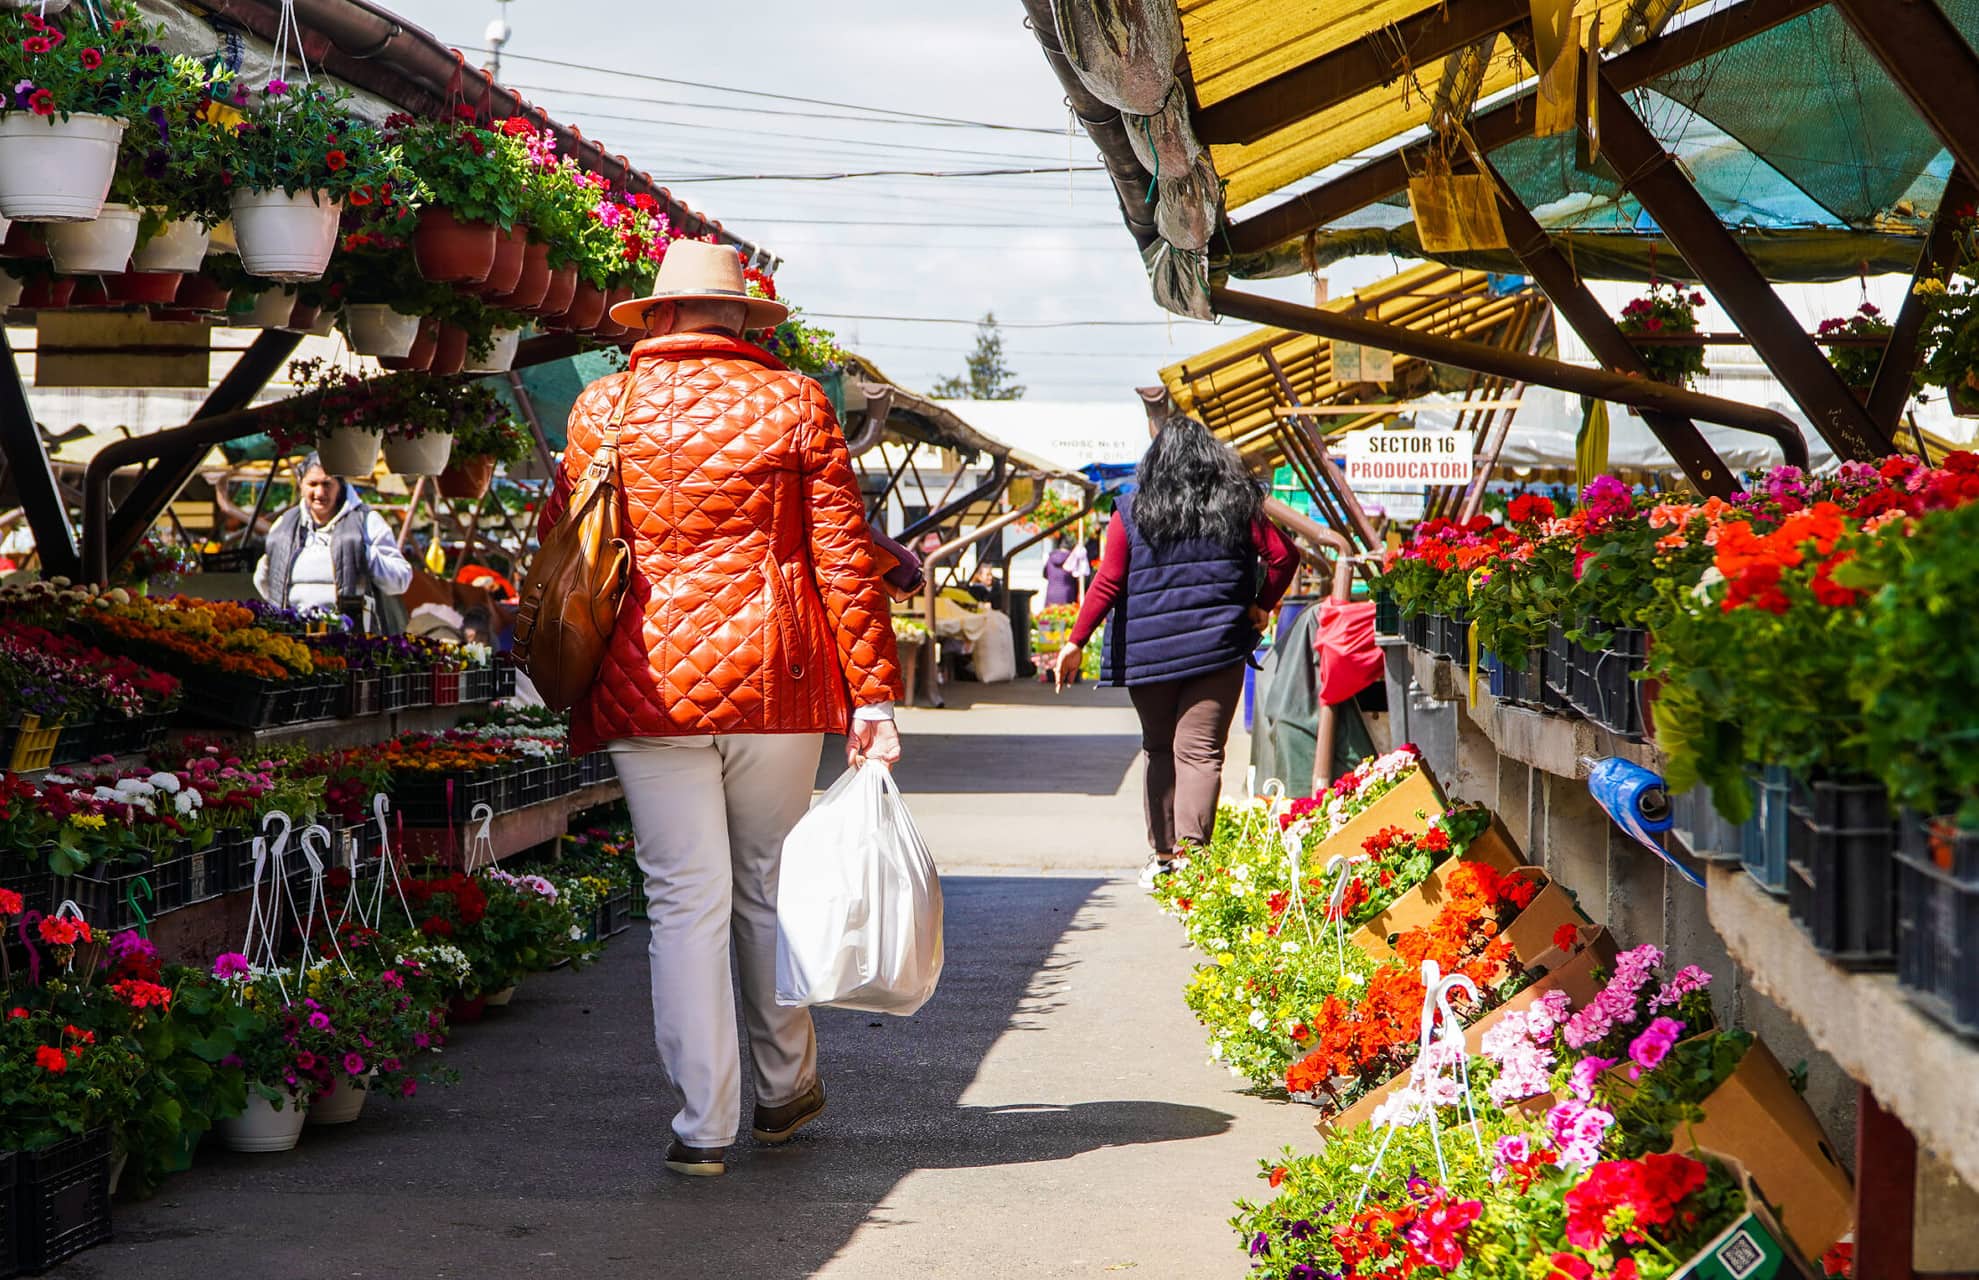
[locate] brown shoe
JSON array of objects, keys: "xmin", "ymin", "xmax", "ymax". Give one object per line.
[
  {"xmin": 752, "ymin": 1079, "xmax": 826, "ymax": 1144},
  {"xmin": 665, "ymin": 1140, "xmax": 727, "ymax": 1177}
]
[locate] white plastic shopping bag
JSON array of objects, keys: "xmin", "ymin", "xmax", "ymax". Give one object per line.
[{"xmin": 775, "ymin": 761, "xmax": 944, "ymax": 1015}]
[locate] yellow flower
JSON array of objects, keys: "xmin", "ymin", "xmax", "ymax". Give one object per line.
[
  {"xmin": 1916, "ymin": 278, "xmax": 1948, "ymax": 297},
  {"xmin": 69, "ymin": 813, "xmax": 107, "ymax": 830}
]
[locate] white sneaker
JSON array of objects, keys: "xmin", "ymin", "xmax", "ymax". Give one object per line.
[{"xmin": 1137, "ymin": 855, "xmax": 1175, "ymax": 889}]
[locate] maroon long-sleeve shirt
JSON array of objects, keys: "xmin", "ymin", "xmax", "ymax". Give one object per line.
[{"xmin": 1068, "ymin": 515, "xmax": 1300, "ymax": 648}]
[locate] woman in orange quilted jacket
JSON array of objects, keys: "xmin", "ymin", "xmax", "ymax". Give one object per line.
[{"xmin": 539, "ymin": 240, "xmax": 904, "ymax": 1179}]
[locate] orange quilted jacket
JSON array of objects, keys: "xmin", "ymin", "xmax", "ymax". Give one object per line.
[{"xmin": 538, "ymin": 332, "xmax": 903, "ymax": 754}]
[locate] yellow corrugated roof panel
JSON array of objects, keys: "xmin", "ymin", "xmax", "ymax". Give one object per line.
[
  {"xmin": 1186, "ymin": 0, "xmax": 1714, "ymax": 212},
  {"xmin": 1160, "ymin": 265, "xmax": 1541, "ymax": 462}
]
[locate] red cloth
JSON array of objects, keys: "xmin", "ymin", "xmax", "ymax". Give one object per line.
[
  {"xmin": 1312, "ymin": 598, "xmax": 1382, "ymax": 706},
  {"xmin": 1068, "ymin": 514, "xmax": 1300, "ymax": 648}
]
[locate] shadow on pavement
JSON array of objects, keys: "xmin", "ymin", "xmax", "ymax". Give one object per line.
[
  {"xmin": 817, "ymin": 733, "xmax": 1142, "ymax": 795},
  {"xmin": 68, "ymin": 875, "xmax": 1229, "ymax": 1280}
]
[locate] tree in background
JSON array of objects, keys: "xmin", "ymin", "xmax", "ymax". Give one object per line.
[{"xmin": 931, "ymin": 313, "xmax": 1026, "ymax": 400}]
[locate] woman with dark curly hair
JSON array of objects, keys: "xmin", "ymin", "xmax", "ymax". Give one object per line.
[{"xmin": 1053, "ymin": 416, "xmax": 1298, "ymax": 879}]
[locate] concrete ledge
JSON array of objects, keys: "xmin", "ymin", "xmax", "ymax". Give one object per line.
[
  {"xmin": 1706, "ymin": 863, "xmax": 1979, "ymax": 1190},
  {"xmin": 1405, "ymin": 645, "xmax": 1661, "ymax": 777}
]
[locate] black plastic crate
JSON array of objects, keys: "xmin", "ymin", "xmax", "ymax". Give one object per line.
[
  {"xmin": 181, "ymin": 673, "xmax": 285, "ymax": 729},
  {"xmin": 1787, "ymin": 777, "xmax": 1896, "ymax": 968},
  {"xmin": 303, "ymin": 675, "xmax": 341, "ymax": 722},
  {"xmin": 1671, "ymin": 784, "xmax": 1746, "ymax": 864},
  {"xmin": 50, "ymin": 867, "xmax": 153, "ymax": 935},
  {"xmin": 47, "ymin": 720, "xmax": 93, "ymax": 769},
  {"xmin": 461, "ymin": 666, "xmax": 495, "ymax": 704},
  {"xmin": 380, "ymin": 672, "xmax": 412, "ymax": 713},
  {"xmin": 1585, "ymin": 625, "xmax": 1647, "ymax": 740},
  {"xmin": 391, "ymin": 771, "xmax": 501, "ymax": 827},
  {"xmin": 514, "ymin": 764, "xmax": 547, "ymax": 809},
  {"xmin": 405, "ymin": 670, "xmax": 433, "ymax": 708},
  {"xmin": 342, "ymin": 672, "xmax": 382, "ymax": 719},
  {"xmin": 1483, "ymin": 651, "xmax": 1510, "ymax": 701},
  {"xmin": 1372, "ymin": 591, "xmax": 1400, "ymax": 638},
  {"xmin": 17, "ymin": 1128, "xmax": 110, "ymax": 1272},
  {"xmin": 606, "ymin": 887, "xmax": 633, "ymax": 935},
  {"xmin": 146, "ymin": 853, "xmax": 194, "ymax": 918},
  {"xmin": 199, "ymin": 546, "xmax": 257, "ymax": 573},
  {"xmin": 1739, "ymin": 765, "xmax": 1794, "ymax": 896},
  {"xmin": 0, "ymin": 1148, "xmax": 17, "ymax": 1279},
  {"xmin": 220, "ymin": 830, "xmax": 261, "ymax": 895},
  {"xmin": 494, "ymin": 661, "xmax": 518, "ymax": 699},
  {"xmin": 1896, "ymin": 813, "xmax": 1979, "ymax": 1037},
  {"xmin": 0, "ymin": 862, "xmax": 51, "ymax": 922},
  {"xmin": 183, "ymin": 838, "xmax": 227, "ymax": 906}
]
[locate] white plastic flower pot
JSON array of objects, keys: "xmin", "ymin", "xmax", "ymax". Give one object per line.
[
  {"xmin": 305, "ymin": 1079, "xmax": 369, "ymax": 1126},
  {"xmin": 0, "ymin": 112, "xmax": 124, "ymax": 222},
  {"xmin": 239, "ymin": 287, "xmax": 298, "ymax": 329},
  {"xmin": 344, "ymin": 302, "xmax": 421, "ymax": 357},
  {"xmin": 484, "ymin": 983, "xmax": 518, "ymax": 1006},
  {"xmin": 0, "ymin": 272, "xmax": 22, "ymax": 311},
  {"xmin": 44, "ymin": 202, "xmax": 140, "ymax": 273},
  {"xmin": 217, "ymin": 1089, "xmax": 308, "ymax": 1152},
  {"xmin": 230, "ymin": 188, "xmax": 341, "ymax": 282},
  {"xmin": 2, "ymin": 0, "xmax": 70, "ymax": 11},
  {"xmin": 463, "ymin": 327, "xmax": 522, "ymax": 374},
  {"xmin": 383, "ymin": 431, "xmax": 456, "ymax": 477},
  {"xmin": 307, "ymin": 305, "xmax": 337, "ymax": 337},
  {"xmin": 318, "ymin": 426, "xmax": 383, "ymax": 478},
  {"xmin": 131, "ymin": 215, "xmax": 212, "ymax": 272}
]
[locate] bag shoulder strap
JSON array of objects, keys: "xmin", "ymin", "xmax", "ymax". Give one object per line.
[{"xmin": 587, "ymin": 364, "xmax": 640, "ymax": 479}]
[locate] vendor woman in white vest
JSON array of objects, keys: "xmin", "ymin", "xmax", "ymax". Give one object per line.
[{"xmin": 252, "ymin": 453, "xmax": 413, "ymax": 631}]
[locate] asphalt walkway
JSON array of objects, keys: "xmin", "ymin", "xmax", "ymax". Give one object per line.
[{"xmin": 65, "ymin": 679, "xmax": 1292, "ymax": 1279}]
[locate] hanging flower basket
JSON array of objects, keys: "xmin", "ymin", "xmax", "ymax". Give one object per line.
[
  {"xmin": 564, "ymin": 281, "xmax": 607, "ymax": 331},
  {"xmin": 316, "ymin": 425, "xmax": 382, "ymax": 477},
  {"xmin": 411, "ymin": 206, "xmax": 496, "ymax": 285},
  {"xmin": 488, "ymin": 238, "xmax": 550, "ymax": 310},
  {"xmin": 0, "ymin": 269, "xmax": 21, "ymax": 310},
  {"xmin": 0, "ymin": 112, "xmax": 125, "ymax": 222},
  {"xmin": 436, "ymin": 453, "xmax": 498, "ymax": 500},
  {"xmin": 383, "ymin": 430, "xmax": 456, "ymax": 477},
  {"xmin": 173, "ymin": 271, "xmax": 231, "ymax": 312},
  {"xmin": 101, "ymin": 270, "xmax": 180, "ymax": 305},
  {"xmin": 430, "ymin": 322, "xmax": 469, "ymax": 375},
  {"xmin": 463, "ymin": 327, "xmax": 520, "ymax": 374},
  {"xmin": 131, "ymin": 216, "xmax": 212, "ymax": 272},
  {"xmin": 477, "ymin": 223, "xmax": 527, "ymax": 296},
  {"xmin": 215, "ymin": 1089, "xmax": 308, "ymax": 1153},
  {"xmin": 304, "ymin": 1079, "xmax": 368, "ymax": 1126},
  {"xmin": 43, "ymin": 201, "xmax": 138, "ymax": 273},
  {"xmin": 17, "ymin": 275, "xmax": 72, "ymax": 308},
  {"xmin": 599, "ymin": 286, "xmax": 634, "ymax": 339},
  {"xmin": 287, "ymin": 300, "xmax": 321, "ymax": 331},
  {"xmin": 229, "ymin": 188, "xmax": 341, "ymax": 281},
  {"xmin": 238, "ymin": 287, "xmax": 298, "ymax": 329},
  {"xmin": 1952, "ymin": 371, "xmax": 1979, "ymax": 420},
  {"xmin": 378, "ymin": 318, "xmax": 438, "ymax": 371},
  {"xmin": 344, "ymin": 302, "xmax": 420, "ymax": 357},
  {"xmin": 532, "ymin": 264, "xmax": 578, "ymax": 319}
]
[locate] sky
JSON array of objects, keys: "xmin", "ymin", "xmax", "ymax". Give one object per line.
[{"xmin": 377, "ymin": 0, "xmax": 1406, "ymax": 403}]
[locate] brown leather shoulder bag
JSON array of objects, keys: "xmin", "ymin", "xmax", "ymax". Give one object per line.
[{"xmin": 513, "ymin": 369, "xmax": 637, "ymax": 711}]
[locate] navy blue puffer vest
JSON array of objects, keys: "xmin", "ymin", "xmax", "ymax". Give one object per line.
[{"xmin": 1099, "ymin": 494, "xmax": 1260, "ymax": 687}]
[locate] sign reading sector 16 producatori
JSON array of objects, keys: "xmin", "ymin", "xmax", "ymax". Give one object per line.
[{"xmin": 1338, "ymin": 428, "xmax": 1476, "ymax": 486}]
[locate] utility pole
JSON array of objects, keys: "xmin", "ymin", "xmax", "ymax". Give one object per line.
[{"xmin": 483, "ymin": 0, "xmax": 512, "ymax": 82}]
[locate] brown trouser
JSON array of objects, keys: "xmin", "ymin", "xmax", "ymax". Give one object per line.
[{"xmin": 1128, "ymin": 661, "xmax": 1246, "ymax": 856}]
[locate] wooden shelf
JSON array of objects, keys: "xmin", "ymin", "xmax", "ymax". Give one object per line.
[
  {"xmin": 1705, "ymin": 863, "xmax": 1979, "ymax": 1192},
  {"xmin": 176, "ymin": 701, "xmax": 487, "ymax": 754}
]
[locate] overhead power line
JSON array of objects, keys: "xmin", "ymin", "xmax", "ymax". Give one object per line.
[
  {"xmin": 453, "ymin": 46, "xmax": 1068, "ymax": 134},
  {"xmin": 663, "ymin": 166, "xmax": 1104, "ymax": 183}
]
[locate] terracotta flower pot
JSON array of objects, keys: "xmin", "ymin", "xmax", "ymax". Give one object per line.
[
  {"xmin": 430, "ymin": 322, "xmax": 469, "ymax": 375},
  {"xmin": 66, "ymin": 277, "xmax": 111, "ymax": 308},
  {"xmin": 18, "ymin": 276, "xmax": 75, "ymax": 309},
  {"xmin": 287, "ymin": 300, "xmax": 321, "ymax": 330},
  {"xmin": 412, "ymin": 206, "xmax": 497, "ymax": 285},
  {"xmin": 562, "ymin": 281, "xmax": 607, "ymax": 331},
  {"xmin": 101, "ymin": 271, "xmax": 182, "ymax": 305},
  {"xmin": 174, "ymin": 272, "xmax": 232, "ymax": 312},
  {"xmin": 379, "ymin": 318, "xmax": 438, "ymax": 371},
  {"xmin": 532, "ymin": 265, "xmax": 578, "ymax": 319},
  {"xmin": 488, "ymin": 239, "xmax": 550, "ymax": 310},
  {"xmin": 436, "ymin": 453, "xmax": 497, "ymax": 500},
  {"xmin": 475, "ymin": 223, "xmax": 527, "ymax": 297},
  {"xmin": 599, "ymin": 286, "xmax": 635, "ymax": 338}
]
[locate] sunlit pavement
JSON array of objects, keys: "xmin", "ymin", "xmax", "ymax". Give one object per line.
[{"xmin": 65, "ymin": 679, "xmax": 1290, "ymax": 1280}]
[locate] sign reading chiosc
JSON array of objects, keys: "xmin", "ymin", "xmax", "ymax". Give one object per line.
[{"xmin": 1338, "ymin": 429, "xmax": 1475, "ymax": 486}]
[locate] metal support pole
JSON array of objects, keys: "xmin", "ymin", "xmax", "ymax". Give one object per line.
[
  {"xmin": 1592, "ymin": 75, "xmax": 1891, "ymax": 461},
  {"xmin": 506, "ymin": 370, "xmax": 559, "ymax": 478},
  {"xmin": 1209, "ymin": 286, "xmax": 1811, "ymax": 469},
  {"xmin": 868, "ymin": 440, "xmax": 922, "ymax": 523},
  {"xmin": 1853, "ymin": 1084, "xmax": 1916, "ymax": 1280},
  {"xmin": 1870, "ymin": 167, "xmax": 1976, "ymax": 434},
  {"xmin": 0, "ymin": 329, "xmax": 78, "ymax": 579},
  {"xmin": 1263, "ymin": 350, "xmax": 1379, "ymax": 549},
  {"xmin": 1484, "ymin": 156, "xmax": 1743, "ymax": 495},
  {"xmin": 899, "ymin": 453, "xmax": 1008, "ymax": 543},
  {"xmin": 919, "ymin": 476, "xmax": 1038, "ymax": 708}
]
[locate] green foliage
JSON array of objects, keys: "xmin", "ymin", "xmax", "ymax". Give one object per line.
[
  {"xmin": 1618, "ymin": 282, "xmax": 1709, "ymax": 388},
  {"xmin": 930, "ymin": 312, "xmax": 1025, "ymax": 400},
  {"xmin": 112, "ymin": 57, "xmax": 237, "ymax": 227},
  {"xmin": 0, "ymin": 1, "xmax": 178, "ymax": 122},
  {"xmin": 391, "ymin": 113, "xmax": 526, "ymax": 230},
  {"xmin": 1817, "ymin": 302, "xmax": 1893, "ymax": 389},
  {"xmin": 1601, "ymin": 1029, "xmax": 1753, "ymax": 1161},
  {"xmin": 212, "ymin": 77, "xmax": 410, "ymax": 204}
]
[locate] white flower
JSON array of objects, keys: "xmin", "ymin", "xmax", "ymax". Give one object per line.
[
  {"xmin": 174, "ymin": 790, "xmax": 201, "ymax": 816},
  {"xmin": 114, "ymin": 778, "xmax": 154, "ymax": 796},
  {"xmin": 148, "ymin": 772, "xmax": 182, "ymax": 794},
  {"xmin": 1280, "ymin": 940, "xmax": 1301, "ymax": 954},
  {"xmin": 1247, "ymin": 1008, "xmax": 1269, "ymax": 1030}
]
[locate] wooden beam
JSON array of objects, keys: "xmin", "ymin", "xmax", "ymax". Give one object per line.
[
  {"xmin": 1835, "ymin": 0, "xmax": 1979, "ymax": 186},
  {"xmin": 1869, "ymin": 167, "xmax": 1974, "ymax": 433},
  {"xmin": 1592, "ymin": 74, "xmax": 1892, "ymax": 461},
  {"xmin": 1225, "ymin": 0, "xmax": 1832, "ymax": 257},
  {"xmin": 1195, "ymin": 0, "xmax": 1530, "ymax": 147},
  {"xmin": 1285, "ymin": 400, "xmax": 1528, "ymax": 414}
]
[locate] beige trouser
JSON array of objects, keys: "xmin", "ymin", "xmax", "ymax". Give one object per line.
[{"xmin": 609, "ymin": 733, "xmax": 825, "ymax": 1148}]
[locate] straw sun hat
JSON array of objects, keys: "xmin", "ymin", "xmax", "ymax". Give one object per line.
[{"xmin": 607, "ymin": 239, "xmax": 790, "ymax": 331}]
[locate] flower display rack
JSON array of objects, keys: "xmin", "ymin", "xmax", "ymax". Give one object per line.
[
  {"xmin": 15, "ymin": 1128, "xmax": 111, "ymax": 1274},
  {"xmin": 390, "ymin": 769, "xmax": 502, "ymax": 828},
  {"xmin": 341, "ymin": 672, "xmax": 382, "ymax": 719}
]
